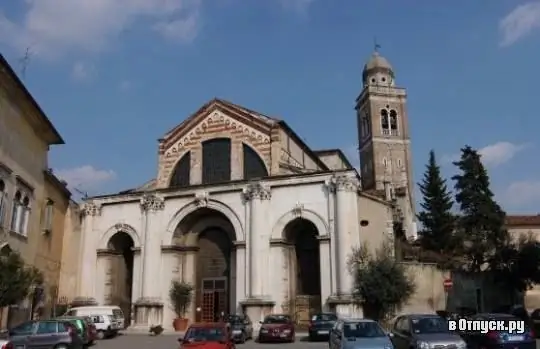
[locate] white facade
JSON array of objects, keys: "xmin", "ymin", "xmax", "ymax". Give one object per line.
[{"xmin": 77, "ymin": 171, "xmax": 363, "ymax": 329}]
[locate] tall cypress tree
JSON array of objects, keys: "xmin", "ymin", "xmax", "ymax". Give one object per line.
[
  {"xmin": 417, "ymin": 150, "xmax": 456, "ymax": 254},
  {"xmin": 452, "ymin": 146, "xmax": 508, "ymax": 272}
]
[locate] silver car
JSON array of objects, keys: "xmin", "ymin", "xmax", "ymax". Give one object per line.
[
  {"xmin": 329, "ymin": 318, "xmax": 394, "ymax": 349},
  {"xmin": 6, "ymin": 320, "xmax": 84, "ymax": 349},
  {"xmin": 389, "ymin": 314, "xmax": 466, "ymax": 349}
]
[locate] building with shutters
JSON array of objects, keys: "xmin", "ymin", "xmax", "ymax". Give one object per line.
[{"xmin": 75, "ymin": 50, "xmax": 418, "ymax": 330}]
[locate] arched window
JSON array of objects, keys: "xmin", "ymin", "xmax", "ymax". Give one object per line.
[
  {"xmin": 0, "ymin": 180, "xmax": 6, "ymax": 227},
  {"xmin": 202, "ymin": 138, "xmax": 231, "ymax": 184},
  {"xmin": 170, "ymin": 152, "xmax": 191, "ymax": 188},
  {"xmin": 10, "ymin": 191, "xmax": 21, "ymax": 232},
  {"xmin": 243, "ymin": 144, "xmax": 268, "ymax": 180},
  {"xmin": 381, "ymin": 109, "xmax": 389, "ymax": 135},
  {"xmin": 389, "ymin": 110, "xmax": 398, "ymax": 135}
]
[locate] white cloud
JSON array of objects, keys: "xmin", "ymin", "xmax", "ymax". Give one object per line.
[
  {"xmin": 56, "ymin": 165, "xmax": 116, "ymax": 190},
  {"xmin": 153, "ymin": 11, "xmax": 199, "ymax": 43},
  {"xmin": 499, "ymin": 1, "xmax": 540, "ymax": 47},
  {"xmin": 71, "ymin": 61, "xmax": 95, "ymax": 81},
  {"xmin": 503, "ymin": 180, "xmax": 540, "ymax": 207},
  {"xmin": 0, "ymin": 0, "xmax": 201, "ymax": 59},
  {"xmin": 442, "ymin": 142, "xmax": 528, "ymax": 167}
]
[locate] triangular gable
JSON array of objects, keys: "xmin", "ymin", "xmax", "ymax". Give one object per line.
[{"xmin": 161, "ymin": 98, "xmax": 278, "ymax": 151}]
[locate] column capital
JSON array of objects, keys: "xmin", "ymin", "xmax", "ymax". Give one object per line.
[
  {"xmin": 242, "ymin": 182, "xmax": 271, "ymax": 201},
  {"xmin": 333, "ymin": 175, "xmax": 360, "ymax": 192},
  {"xmin": 82, "ymin": 202, "xmax": 101, "ymax": 216},
  {"xmin": 140, "ymin": 193, "xmax": 165, "ymax": 212}
]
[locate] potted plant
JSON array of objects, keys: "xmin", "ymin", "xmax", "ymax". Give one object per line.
[{"xmin": 169, "ymin": 280, "xmax": 193, "ymax": 331}]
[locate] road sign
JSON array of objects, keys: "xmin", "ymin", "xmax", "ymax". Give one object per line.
[{"xmin": 443, "ymin": 278, "xmax": 453, "ymax": 291}]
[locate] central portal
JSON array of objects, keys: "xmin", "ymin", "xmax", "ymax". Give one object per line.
[{"xmin": 173, "ymin": 207, "xmax": 236, "ymax": 323}]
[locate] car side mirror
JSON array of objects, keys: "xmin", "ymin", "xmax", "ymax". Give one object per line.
[{"xmin": 388, "ymin": 332, "xmax": 394, "ymax": 338}]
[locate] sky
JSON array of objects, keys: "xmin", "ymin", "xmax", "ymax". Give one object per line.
[{"xmin": 0, "ymin": 0, "xmax": 539, "ymax": 214}]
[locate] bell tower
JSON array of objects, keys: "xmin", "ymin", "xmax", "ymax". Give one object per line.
[{"xmin": 355, "ymin": 49, "xmax": 415, "ymax": 215}]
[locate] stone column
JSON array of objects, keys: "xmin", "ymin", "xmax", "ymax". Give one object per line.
[
  {"xmin": 318, "ymin": 236, "xmax": 332, "ymax": 310},
  {"xmin": 334, "ymin": 175, "xmax": 359, "ymax": 296},
  {"xmin": 240, "ymin": 183, "xmax": 274, "ymax": 329},
  {"xmin": 75, "ymin": 202, "xmax": 101, "ymax": 305},
  {"xmin": 324, "ymin": 179, "xmax": 338, "ymax": 296},
  {"xmin": 134, "ymin": 193, "xmax": 165, "ymax": 328}
]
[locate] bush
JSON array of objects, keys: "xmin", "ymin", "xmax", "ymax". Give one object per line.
[
  {"xmin": 0, "ymin": 250, "xmax": 43, "ymax": 308},
  {"xmin": 348, "ymin": 242, "xmax": 416, "ymax": 321},
  {"xmin": 169, "ymin": 281, "xmax": 193, "ymax": 318}
]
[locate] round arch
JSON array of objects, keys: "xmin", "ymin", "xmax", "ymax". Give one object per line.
[
  {"xmin": 163, "ymin": 199, "xmax": 244, "ymax": 244},
  {"xmin": 166, "ymin": 149, "xmax": 191, "ymax": 187},
  {"xmin": 272, "ymin": 209, "xmax": 329, "ymax": 239},
  {"xmin": 174, "ymin": 215, "xmax": 235, "ymax": 246},
  {"xmin": 241, "ymin": 142, "xmax": 270, "ymax": 175},
  {"xmin": 98, "ymin": 223, "xmax": 142, "ymax": 250}
]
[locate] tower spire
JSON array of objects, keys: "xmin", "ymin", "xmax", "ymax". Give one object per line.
[{"xmin": 373, "ymin": 37, "xmax": 381, "ymax": 53}]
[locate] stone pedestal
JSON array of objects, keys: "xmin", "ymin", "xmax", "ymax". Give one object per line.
[
  {"xmin": 240, "ymin": 299, "xmax": 275, "ymax": 332},
  {"xmin": 327, "ymin": 295, "xmax": 363, "ymax": 318},
  {"xmin": 132, "ymin": 298, "xmax": 163, "ymax": 330}
]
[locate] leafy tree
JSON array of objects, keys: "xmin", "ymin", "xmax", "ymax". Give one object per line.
[
  {"xmin": 0, "ymin": 250, "xmax": 43, "ymax": 308},
  {"xmin": 496, "ymin": 233, "xmax": 540, "ymax": 292},
  {"xmin": 452, "ymin": 146, "xmax": 508, "ymax": 272},
  {"xmin": 348, "ymin": 242, "xmax": 416, "ymax": 321},
  {"xmin": 417, "ymin": 150, "xmax": 456, "ymax": 254}
]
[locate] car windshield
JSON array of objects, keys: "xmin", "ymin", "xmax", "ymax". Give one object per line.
[
  {"xmin": 185, "ymin": 327, "xmax": 225, "ymax": 341},
  {"xmin": 263, "ymin": 316, "xmax": 289, "ymax": 324},
  {"xmin": 312, "ymin": 314, "xmax": 337, "ymax": 322},
  {"xmin": 344, "ymin": 322, "xmax": 386, "ymax": 338},
  {"xmin": 412, "ymin": 317, "xmax": 449, "ymax": 334}
]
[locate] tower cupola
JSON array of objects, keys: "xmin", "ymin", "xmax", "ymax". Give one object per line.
[{"xmin": 362, "ymin": 51, "xmax": 395, "ymax": 87}]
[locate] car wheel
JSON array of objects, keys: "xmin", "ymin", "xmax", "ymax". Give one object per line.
[
  {"xmin": 239, "ymin": 332, "xmax": 246, "ymax": 344},
  {"xmin": 96, "ymin": 331, "xmax": 105, "ymax": 340}
]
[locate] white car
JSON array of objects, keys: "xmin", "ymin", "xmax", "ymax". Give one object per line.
[{"xmin": 0, "ymin": 339, "xmax": 13, "ymax": 349}]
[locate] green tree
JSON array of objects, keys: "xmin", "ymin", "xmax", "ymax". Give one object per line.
[
  {"xmin": 452, "ymin": 146, "xmax": 508, "ymax": 272},
  {"xmin": 417, "ymin": 150, "xmax": 456, "ymax": 254},
  {"xmin": 0, "ymin": 250, "xmax": 43, "ymax": 308},
  {"xmin": 496, "ymin": 233, "xmax": 540, "ymax": 292},
  {"xmin": 348, "ymin": 242, "xmax": 416, "ymax": 321}
]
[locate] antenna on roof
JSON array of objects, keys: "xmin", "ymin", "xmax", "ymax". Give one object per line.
[
  {"xmin": 373, "ymin": 37, "xmax": 381, "ymax": 53},
  {"xmin": 18, "ymin": 47, "xmax": 32, "ymax": 79}
]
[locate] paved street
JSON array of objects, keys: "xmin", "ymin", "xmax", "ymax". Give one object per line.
[
  {"xmin": 95, "ymin": 334, "xmax": 329, "ymax": 349},
  {"xmin": 94, "ymin": 335, "xmax": 540, "ymax": 349}
]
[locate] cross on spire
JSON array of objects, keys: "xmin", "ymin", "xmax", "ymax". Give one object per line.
[{"xmin": 373, "ymin": 37, "xmax": 381, "ymax": 53}]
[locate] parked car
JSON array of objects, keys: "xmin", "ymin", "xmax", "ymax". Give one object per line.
[
  {"xmin": 257, "ymin": 314, "xmax": 295, "ymax": 343},
  {"xmin": 0, "ymin": 340, "xmax": 13, "ymax": 349},
  {"xmin": 178, "ymin": 322, "xmax": 234, "ymax": 349},
  {"xmin": 64, "ymin": 305, "xmax": 124, "ymax": 337},
  {"xmin": 329, "ymin": 318, "xmax": 393, "ymax": 349},
  {"xmin": 6, "ymin": 319, "xmax": 84, "ymax": 349},
  {"xmin": 225, "ymin": 314, "xmax": 253, "ymax": 343},
  {"xmin": 389, "ymin": 314, "xmax": 466, "ymax": 349},
  {"xmin": 56, "ymin": 316, "xmax": 96, "ymax": 346},
  {"xmin": 308, "ymin": 312, "xmax": 338, "ymax": 341},
  {"xmin": 530, "ymin": 308, "xmax": 540, "ymax": 338}
]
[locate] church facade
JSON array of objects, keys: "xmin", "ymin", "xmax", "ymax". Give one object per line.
[{"xmin": 75, "ymin": 51, "xmax": 417, "ymax": 330}]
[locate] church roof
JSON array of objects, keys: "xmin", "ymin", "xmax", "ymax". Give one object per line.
[{"xmin": 505, "ymin": 214, "xmax": 540, "ymax": 227}]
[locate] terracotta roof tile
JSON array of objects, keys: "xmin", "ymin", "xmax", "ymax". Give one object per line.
[{"xmin": 505, "ymin": 215, "xmax": 540, "ymax": 227}]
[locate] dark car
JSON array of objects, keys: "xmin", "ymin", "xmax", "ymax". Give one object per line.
[
  {"xmin": 389, "ymin": 314, "xmax": 466, "ymax": 349},
  {"xmin": 56, "ymin": 316, "xmax": 96, "ymax": 346},
  {"xmin": 258, "ymin": 314, "xmax": 295, "ymax": 343},
  {"xmin": 178, "ymin": 323, "xmax": 234, "ymax": 349},
  {"xmin": 461, "ymin": 313, "xmax": 535, "ymax": 349},
  {"xmin": 225, "ymin": 314, "xmax": 253, "ymax": 343},
  {"xmin": 308, "ymin": 313, "xmax": 337, "ymax": 341},
  {"xmin": 5, "ymin": 319, "xmax": 84, "ymax": 349},
  {"xmin": 530, "ymin": 308, "xmax": 540, "ymax": 338}
]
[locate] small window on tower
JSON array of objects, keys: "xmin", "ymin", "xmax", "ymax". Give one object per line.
[
  {"xmin": 383, "ymin": 158, "xmax": 388, "ymax": 168},
  {"xmin": 381, "ymin": 77, "xmax": 386, "ymax": 82},
  {"xmin": 397, "ymin": 159, "xmax": 402, "ymax": 168},
  {"xmin": 381, "ymin": 109, "xmax": 389, "ymax": 135},
  {"xmin": 389, "ymin": 110, "xmax": 398, "ymax": 136}
]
